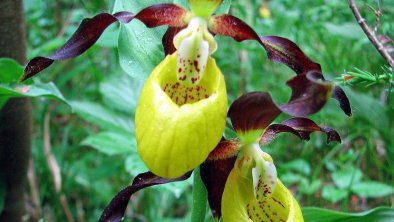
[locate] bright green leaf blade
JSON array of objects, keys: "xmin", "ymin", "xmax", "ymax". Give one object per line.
[
  {"xmin": 321, "ymin": 185, "xmax": 348, "ymax": 203},
  {"xmin": 81, "ymin": 131, "xmax": 135, "ymax": 155},
  {"xmin": 114, "ymin": 0, "xmax": 166, "ymax": 79},
  {"xmin": 351, "ymin": 181, "xmax": 394, "ymax": 198},
  {"xmin": 323, "ymin": 22, "xmax": 364, "ymax": 40},
  {"xmin": 125, "ymin": 155, "xmax": 148, "ymax": 176},
  {"xmin": 281, "ymin": 159, "xmax": 311, "ymax": 176},
  {"xmin": 70, "ymin": 101, "xmax": 133, "ymax": 133},
  {"xmin": 100, "ymin": 75, "xmax": 142, "ymax": 114},
  {"xmin": 332, "ymin": 166, "xmax": 363, "ymax": 189},
  {"xmin": 0, "ymin": 58, "xmax": 23, "ymax": 83},
  {"xmin": 344, "ymin": 88, "xmax": 390, "ymax": 137},
  {"xmin": 215, "ymin": 0, "xmax": 232, "ymax": 14},
  {"xmin": 0, "ymin": 82, "xmax": 69, "ymax": 106},
  {"xmin": 303, "ymin": 207, "xmax": 394, "ymax": 222}
]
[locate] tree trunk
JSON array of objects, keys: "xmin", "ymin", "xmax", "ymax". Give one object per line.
[{"xmin": 0, "ymin": 0, "xmax": 32, "ymax": 221}]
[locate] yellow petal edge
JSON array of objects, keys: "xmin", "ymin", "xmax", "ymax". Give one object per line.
[
  {"xmin": 135, "ymin": 53, "xmax": 227, "ymax": 178},
  {"xmin": 222, "ymin": 168, "xmax": 304, "ymax": 222}
]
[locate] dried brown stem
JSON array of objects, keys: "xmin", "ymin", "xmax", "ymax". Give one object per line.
[
  {"xmin": 27, "ymin": 159, "xmax": 42, "ymax": 220},
  {"xmin": 238, "ymin": 50, "xmax": 248, "ymax": 95},
  {"xmin": 43, "ymin": 112, "xmax": 75, "ymax": 222},
  {"xmin": 349, "ymin": 0, "xmax": 394, "ymax": 69}
]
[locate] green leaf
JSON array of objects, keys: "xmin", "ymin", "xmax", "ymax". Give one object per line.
[
  {"xmin": 321, "ymin": 185, "xmax": 348, "ymax": 203},
  {"xmin": 351, "ymin": 181, "xmax": 394, "ymax": 198},
  {"xmin": 70, "ymin": 101, "xmax": 133, "ymax": 133},
  {"xmin": 125, "ymin": 155, "xmax": 148, "ymax": 176},
  {"xmin": 0, "ymin": 58, "xmax": 23, "ymax": 83},
  {"xmin": 324, "ymin": 22, "xmax": 365, "ymax": 40},
  {"xmin": 100, "ymin": 75, "xmax": 142, "ymax": 114},
  {"xmin": 0, "ymin": 82, "xmax": 69, "ymax": 106},
  {"xmin": 215, "ymin": 0, "xmax": 232, "ymax": 14},
  {"xmin": 114, "ymin": 0, "xmax": 166, "ymax": 79},
  {"xmin": 344, "ymin": 88, "xmax": 390, "ymax": 137},
  {"xmin": 303, "ymin": 207, "xmax": 394, "ymax": 222},
  {"xmin": 96, "ymin": 25, "xmax": 120, "ymax": 48},
  {"xmin": 81, "ymin": 131, "xmax": 136, "ymax": 155},
  {"xmin": 300, "ymin": 179, "xmax": 322, "ymax": 195},
  {"xmin": 0, "ymin": 98, "xmax": 8, "ymax": 109},
  {"xmin": 331, "ymin": 166, "xmax": 363, "ymax": 189},
  {"xmin": 281, "ymin": 159, "xmax": 311, "ymax": 176}
]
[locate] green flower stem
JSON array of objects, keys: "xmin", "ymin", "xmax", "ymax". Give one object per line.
[{"xmin": 191, "ymin": 167, "xmax": 208, "ymax": 222}]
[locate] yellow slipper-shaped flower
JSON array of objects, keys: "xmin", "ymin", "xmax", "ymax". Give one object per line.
[
  {"xmin": 135, "ymin": 53, "xmax": 227, "ymax": 178},
  {"xmin": 221, "ymin": 144, "xmax": 303, "ymax": 222}
]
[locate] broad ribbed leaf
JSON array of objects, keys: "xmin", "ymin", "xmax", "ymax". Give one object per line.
[
  {"xmin": 99, "ymin": 171, "xmax": 192, "ymax": 222},
  {"xmin": 302, "ymin": 207, "xmax": 394, "ymax": 222},
  {"xmin": 0, "ymin": 82, "xmax": 68, "ymax": 107}
]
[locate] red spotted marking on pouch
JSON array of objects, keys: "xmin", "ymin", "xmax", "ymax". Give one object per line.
[{"xmin": 162, "ymin": 82, "xmax": 211, "ymax": 105}]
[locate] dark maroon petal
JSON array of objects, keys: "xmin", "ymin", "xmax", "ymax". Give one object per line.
[
  {"xmin": 200, "ymin": 139, "xmax": 239, "ymax": 218},
  {"xmin": 209, "ymin": 15, "xmax": 320, "ymax": 75},
  {"xmin": 260, "ymin": 124, "xmax": 303, "ymax": 145},
  {"xmin": 209, "ymin": 14, "xmax": 260, "ymax": 42},
  {"xmin": 99, "ymin": 171, "xmax": 192, "ymax": 222},
  {"xmin": 260, "ymin": 36, "xmax": 322, "ymax": 75},
  {"xmin": 228, "ymin": 73, "xmax": 334, "ymax": 133},
  {"xmin": 135, "ymin": 3, "xmax": 189, "ymax": 28},
  {"xmin": 22, "ymin": 11, "xmax": 134, "ymax": 81},
  {"xmin": 280, "ymin": 117, "xmax": 341, "ymax": 143},
  {"xmin": 280, "ymin": 71, "xmax": 333, "ymax": 116},
  {"xmin": 162, "ymin": 27, "xmax": 184, "ymax": 55},
  {"xmin": 22, "ymin": 4, "xmax": 189, "ymax": 81},
  {"xmin": 332, "ymin": 86, "xmax": 352, "ymax": 117},
  {"xmin": 206, "ymin": 138, "xmax": 241, "ymax": 161},
  {"xmin": 228, "ymin": 92, "xmax": 281, "ymax": 133}
]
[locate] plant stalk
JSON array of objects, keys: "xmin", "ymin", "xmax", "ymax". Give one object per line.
[{"xmin": 191, "ymin": 167, "xmax": 208, "ymax": 222}]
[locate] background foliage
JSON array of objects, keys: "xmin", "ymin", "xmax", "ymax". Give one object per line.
[{"xmin": 1, "ymin": 0, "xmax": 393, "ymax": 221}]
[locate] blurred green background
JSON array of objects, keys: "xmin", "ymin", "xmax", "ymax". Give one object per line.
[{"xmin": 7, "ymin": 0, "xmax": 394, "ymax": 221}]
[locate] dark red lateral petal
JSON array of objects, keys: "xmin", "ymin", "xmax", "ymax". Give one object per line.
[
  {"xmin": 22, "ymin": 4, "xmax": 189, "ymax": 81},
  {"xmin": 209, "ymin": 15, "xmax": 321, "ymax": 75},
  {"xmin": 280, "ymin": 71, "xmax": 333, "ymax": 117},
  {"xmin": 260, "ymin": 36, "xmax": 322, "ymax": 75},
  {"xmin": 135, "ymin": 3, "xmax": 189, "ymax": 28},
  {"xmin": 162, "ymin": 27, "xmax": 184, "ymax": 55},
  {"xmin": 200, "ymin": 139, "xmax": 239, "ymax": 218},
  {"xmin": 99, "ymin": 171, "xmax": 192, "ymax": 222},
  {"xmin": 228, "ymin": 92, "xmax": 281, "ymax": 133},
  {"xmin": 209, "ymin": 15, "xmax": 352, "ymax": 116},
  {"xmin": 209, "ymin": 14, "xmax": 260, "ymax": 42},
  {"xmin": 228, "ymin": 73, "xmax": 333, "ymax": 133},
  {"xmin": 260, "ymin": 124, "xmax": 303, "ymax": 145},
  {"xmin": 280, "ymin": 117, "xmax": 341, "ymax": 143},
  {"xmin": 22, "ymin": 11, "xmax": 134, "ymax": 81},
  {"xmin": 332, "ymin": 86, "xmax": 352, "ymax": 117}
]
